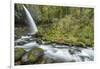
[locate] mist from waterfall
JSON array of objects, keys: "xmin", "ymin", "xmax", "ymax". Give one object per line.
[{"xmin": 23, "ymin": 5, "xmax": 38, "ymax": 34}]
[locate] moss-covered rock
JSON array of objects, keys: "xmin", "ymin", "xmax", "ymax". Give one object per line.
[
  {"xmin": 28, "ymin": 52, "xmax": 37, "ymax": 63},
  {"xmin": 15, "ymin": 48, "xmax": 26, "ymax": 61},
  {"xmin": 28, "ymin": 48, "xmax": 44, "ymax": 63},
  {"xmin": 21, "ymin": 48, "xmax": 44, "ymax": 64}
]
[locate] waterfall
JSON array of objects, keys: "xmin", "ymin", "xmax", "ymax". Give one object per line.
[
  {"xmin": 23, "ymin": 5, "xmax": 38, "ymax": 34},
  {"xmin": 15, "ymin": 5, "xmax": 94, "ymax": 64}
]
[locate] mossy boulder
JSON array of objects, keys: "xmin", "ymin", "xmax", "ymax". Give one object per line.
[
  {"xmin": 15, "ymin": 48, "xmax": 26, "ymax": 61},
  {"xmin": 28, "ymin": 48, "xmax": 44, "ymax": 63},
  {"xmin": 28, "ymin": 52, "xmax": 37, "ymax": 63},
  {"xmin": 21, "ymin": 48, "xmax": 44, "ymax": 64}
]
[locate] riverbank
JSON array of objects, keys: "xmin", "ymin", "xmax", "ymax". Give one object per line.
[
  {"xmin": 15, "ymin": 35, "xmax": 94, "ymax": 65},
  {"xmin": 15, "ymin": 26, "xmax": 94, "ymax": 47}
]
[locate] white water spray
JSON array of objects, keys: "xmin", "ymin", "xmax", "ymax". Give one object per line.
[{"xmin": 23, "ymin": 5, "xmax": 38, "ymax": 34}]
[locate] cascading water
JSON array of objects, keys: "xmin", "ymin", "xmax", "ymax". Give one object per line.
[
  {"xmin": 23, "ymin": 5, "xmax": 38, "ymax": 34},
  {"xmin": 15, "ymin": 36, "xmax": 94, "ymax": 63},
  {"xmin": 15, "ymin": 5, "xmax": 94, "ymax": 64}
]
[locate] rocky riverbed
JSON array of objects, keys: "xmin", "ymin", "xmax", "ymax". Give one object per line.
[{"xmin": 15, "ymin": 35, "xmax": 94, "ymax": 65}]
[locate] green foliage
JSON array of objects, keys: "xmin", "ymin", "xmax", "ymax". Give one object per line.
[
  {"xmin": 37, "ymin": 6, "xmax": 94, "ymax": 47},
  {"xmin": 15, "ymin": 4, "xmax": 94, "ymax": 47}
]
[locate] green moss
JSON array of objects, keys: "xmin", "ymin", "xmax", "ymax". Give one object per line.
[
  {"xmin": 28, "ymin": 53, "xmax": 37, "ymax": 63},
  {"xmin": 27, "ymin": 48, "xmax": 44, "ymax": 63},
  {"xmin": 15, "ymin": 48, "xmax": 26, "ymax": 61}
]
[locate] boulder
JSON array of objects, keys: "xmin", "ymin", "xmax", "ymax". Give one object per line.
[
  {"xmin": 21, "ymin": 48, "xmax": 44, "ymax": 64},
  {"xmin": 15, "ymin": 48, "xmax": 26, "ymax": 61}
]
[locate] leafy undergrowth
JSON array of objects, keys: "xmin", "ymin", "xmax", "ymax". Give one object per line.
[{"xmin": 38, "ymin": 15, "xmax": 94, "ymax": 47}]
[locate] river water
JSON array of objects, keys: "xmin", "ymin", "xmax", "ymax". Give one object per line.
[{"xmin": 15, "ymin": 35, "xmax": 94, "ymax": 63}]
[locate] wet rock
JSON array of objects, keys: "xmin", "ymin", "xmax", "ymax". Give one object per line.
[
  {"xmin": 15, "ymin": 39, "xmax": 28, "ymax": 45},
  {"xmin": 69, "ymin": 48, "xmax": 81, "ymax": 55},
  {"xmin": 21, "ymin": 48, "xmax": 44, "ymax": 64},
  {"xmin": 16, "ymin": 41, "xmax": 27, "ymax": 45},
  {"xmin": 15, "ymin": 48, "xmax": 26, "ymax": 61},
  {"xmin": 36, "ymin": 39, "xmax": 43, "ymax": 44},
  {"xmin": 36, "ymin": 57, "xmax": 46, "ymax": 64},
  {"xmin": 69, "ymin": 49, "xmax": 75, "ymax": 54},
  {"xmin": 44, "ymin": 57, "xmax": 55, "ymax": 63},
  {"xmin": 22, "ymin": 42, "xmax": 39, "ymax": 49}
]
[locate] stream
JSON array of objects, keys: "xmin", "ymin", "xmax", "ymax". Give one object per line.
[
  {"xmin": 15, "ymin": 35, "xmax": 94, "ymax": 64},
  {"xmin": 14, "ymin": 5, "xmax": 94, "ymax": 65}
]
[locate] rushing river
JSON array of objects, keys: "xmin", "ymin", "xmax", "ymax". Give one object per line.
[
  {"xmin": 14, "ymin": 5, "xmax": 94, "ymax": 65},
  {"xmin": 15, "ymin": 35, "xmax": 94, "ymax": 63}
]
